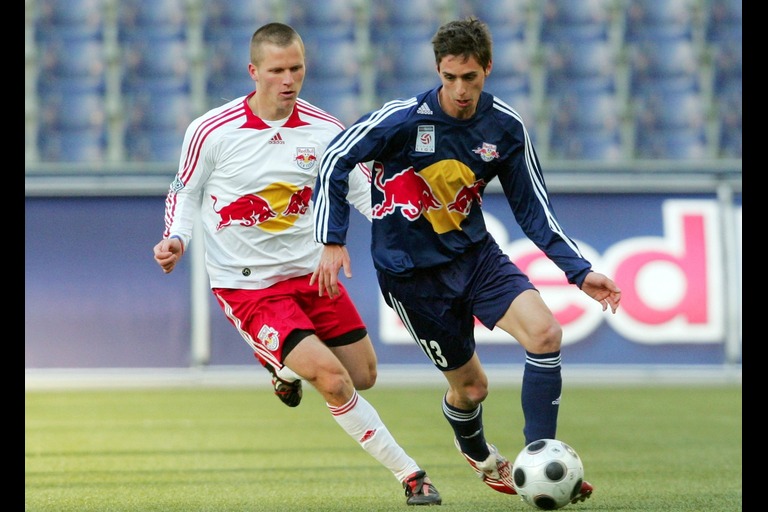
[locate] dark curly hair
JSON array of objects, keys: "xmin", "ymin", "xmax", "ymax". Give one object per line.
[{"xmin": 431, "ymin": 17, "xmax": 493, "ymax": 70}]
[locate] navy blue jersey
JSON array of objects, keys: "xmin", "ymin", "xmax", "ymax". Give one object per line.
[{"xmin": 313, "ymin": 86, "xmax": 592, "ymax": 286}]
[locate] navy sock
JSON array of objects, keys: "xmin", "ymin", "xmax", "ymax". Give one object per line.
[
  {"xmin": 442, "ymin": 393, "xmax": 490, "ymax": 461},
  {"xmin": 521, "ymin": 351, "xmax": 562, "ymax": 444}
]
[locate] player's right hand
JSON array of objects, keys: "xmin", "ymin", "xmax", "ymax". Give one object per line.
[
  {"xmin": 310, "ymin": 244, "xmax": 351, "ymax": 298},
  {"xmin": 153, "ymin": 238, "xmax": 184, "ymax": 274}
]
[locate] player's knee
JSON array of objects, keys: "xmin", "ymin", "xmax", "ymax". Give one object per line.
[
  {"xmin": 528, "ymin": 322, "xmax": 563, "ymax": 353},
  {"xmin": 352, "ymin": 367, "xmax": 377, "ymax": 390}
]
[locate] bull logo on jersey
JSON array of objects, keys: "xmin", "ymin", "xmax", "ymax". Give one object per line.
[
  {"xmin": 371, "ymin": 160, "xmax": 485, "ymax": 234},
  {"xmin": 257, "ymin": 324, "xmax": 280, "ymax": 351},
  {"xmin": 212, "ymin": 194, "xmax": 276, "ymax": 230},
  {"xmin": 295, "ymin": 147, "xmax": 317, "ymax": 170},
  {"xmin": 472, "ymin": 142, "xmax": 500, "ymax": 162},
  {"xmin": 211, "ymin": 182, "xmax": 313, "ymax": 233},
  {"xmin": 371, "ymin": 163, "xmax": 442, "ymax": 220}
]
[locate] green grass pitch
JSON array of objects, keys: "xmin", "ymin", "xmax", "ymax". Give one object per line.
[{"xmin": 26, "ymin": 383, "xmax": 741, "ymax": 511}]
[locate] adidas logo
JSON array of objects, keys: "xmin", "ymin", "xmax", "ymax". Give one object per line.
[
  {"xmin": 268, "ymin": 133, "xmax": 285, "ymax": 144},
  {"xmin": 417, "ymin": 103, "xmax": 433, "ymax": 115}
]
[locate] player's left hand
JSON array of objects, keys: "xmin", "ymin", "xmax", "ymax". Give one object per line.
[{"xmin": 580, "ymin": 271, "xmax": 621, "ymax": 314}]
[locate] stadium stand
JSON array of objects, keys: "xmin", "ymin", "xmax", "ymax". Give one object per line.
[{"xmin": 25, "ymin": 0, "xmax": 740, "ymax": 164}]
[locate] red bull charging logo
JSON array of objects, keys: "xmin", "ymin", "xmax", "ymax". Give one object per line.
[
  {"xmin": 372, "ymin": 160, "xmax": 486, "ymax": 234},
  {"xmin": 211, "ymin": 183, "xmax": 313, "ymax": 233}
]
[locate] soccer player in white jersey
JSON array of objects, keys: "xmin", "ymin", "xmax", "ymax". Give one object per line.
[{"xmin": 152, "ymin": 23, "xmax": 441, "ymax": 506}]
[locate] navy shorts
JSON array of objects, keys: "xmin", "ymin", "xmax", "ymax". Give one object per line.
[{"xmin": 377, "ymin": 234, "xmax": 536, "ymax": 371}]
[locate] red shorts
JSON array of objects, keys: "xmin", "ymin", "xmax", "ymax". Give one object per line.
[{"xmin": 213, "ymin": 274, "xmax": 366, "ymax": 370}]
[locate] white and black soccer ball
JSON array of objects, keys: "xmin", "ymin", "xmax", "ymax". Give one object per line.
[{"xmin": 512, "ymin": 439, "xmax": 585, "ymax": 510}]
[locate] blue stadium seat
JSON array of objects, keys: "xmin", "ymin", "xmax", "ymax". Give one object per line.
[
  {"xmin": 711, "ymin": 39, "xmax": 742, "ymax": 95},
  {"xmin": 490, "ymin": 32, "xmax": 532, "ymax": 81},
  {"xmin": 628, "ymin": 35, "xmax": 701, "ymax": 94},
  {"xmin": 634, "ymin": 128, "xmax": 708, "ymax": 160},
  {"xmin": 36, "ymin": 36, "xmax": 107, "ymax": 94},
  {"xmin": 715, "ymin": 87, "xmax": 742, "ymax": 158},
  {"xmin": 632, "ymin": 87, "xmax": 709, "ymax": 159},
  {"xmin": 624, "ymin": 0, "xmax": 696, "ymax": 42},
  {"xmin": 705, "ymin": 0, "xmax": 742, "ymax": 43},
  {"xmin": 371, "ymin": 0, "xmax": 446, "ymax": 41},
  {"xmin": 548, "ymin": 89, "xmax": 623, "ymax": 160},
  {"xmin": 38, "ymin": 90, "xmax": 107, "ymax": 131},
  {"xmin": 302, "ymin": 33, "xmax": 360, "ymax": 81},
  {"xmin": 118, "ymin": 0, "xmax": 187, "ymax": 39},
  {"xmin": 123, "ymin": 90, "xmax": 193, "ymax": 132},
  {"xmin": 121, "ymin": 34, "xmax": 191, "ymax": 94},
  {"xmin": 544, "ymin": 37, "xmax": 618, "ymax": 94},
  {"xmin": 374, "ymin": 35, "xmax": 438, "ymax": 101},
  {"xmin": 287, "ymin": 0, "xmax": 359, "ymax": 39},
  {"xmin": 539, "ymin": 0, "xmax": 613, "ymax": 43},
  {"xmin": 122, "ymin": 91, "xmax": 190, "ymax": 162},
  {"xmin": 38, "ymin": 128, "xmax": 107, "ymax": 162},
  {"xmin": 459, "ymin": 0, "xmax": 529, "ymax": 39},
  {"xmin": 203, "ymin": 31, "xmax": 253, "ymax": 108},
  {"xmin": 34, "ymin": 0, "xmax": 105, "ymax": 40},
  {"xmin": 124, "ymin": 129, "xmax": 183, "ymax": 163},
  {"xmin": 202, "ymin": 0, "xmax": 275, "ymax": 41}
]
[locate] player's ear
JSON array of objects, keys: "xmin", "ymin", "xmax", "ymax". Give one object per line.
[{"xmin": 486, "ymin": 60, "xmax": 493, "ymax": 76}]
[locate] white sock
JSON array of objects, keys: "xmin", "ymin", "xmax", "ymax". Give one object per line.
[
  {"xmin": 328, "ymin": 390, "xmax": 421, "ymax": 483},
  {"xmin": 276, "ymin": 365, "xmax": 301, "ymax": 382}
]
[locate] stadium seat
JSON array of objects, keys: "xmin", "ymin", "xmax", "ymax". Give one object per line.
[
  {"xmin": 459, "ymin": 0, "xmax": 529, "ymax": 39},
  {"xmin": 121, "ymin": 34, "xmax": 191, "ymax": 94},
  {"xmin": 302, "ymin": 33, "xmax": 360, "ymax": 81},
  {"xmin": 715, "ymin": 87, "xmax": 742, "ymax": 158},
  {"xmin": 123, "ymin": 90, "xmax": 193, "ymax": 133},
  {"xmin": 36, "ymin": 36, "xmax": 107, "ymax": 94},
  {"xmin": 124, "ymin": 128, "xmax": 183, "ymax": 163},
  {"xmin": 202, "ymin": 0, "xmax": 275, "ymax": 41},
  {"xmin": 632, "ymin": 87, "xmax": 710, "ymax": 159},
  {"xmin": 705, "ymin": 0, "xmax": 742, "ymax": 43},
  {"xmin": 539, "ymin": 0, "xmax": 613, "ymax": 43},
  {"xmin": 38, "ymin": 127, "xmax": 107, "ymax": 162},
  {"xmin": 374, "ymin": 35, "xmax": 439, "ymax": 101},
  {"xmin": 628, "ymin": 35, "xmax": 701, "ymax": 94},
  {"xmin": 118, "ymin": 0, "xmax": 187, "ymax": 39},
  {"xmin": 38, "ymin": 89, "xmax": 107, "ymax": 132},
  {"xmin": 547, "ymin": 89, "xmax": 623, "ymax": 160},
  {"xmin": 371, "ymin": 0, "xmax": 448, "ymax": 41},
  {"xmin": 711, "ymin": 39, "xmax": 742, "ymax": 96},
  {"xmin": 544, "ymin": 37, "xmax": 618, "ymax": 95},
  {"xmin": 490, "ymin": 32, "xmax": 532, "ymax": 81},
  {"xmin": 34, "ymin": 0, "xmax": 105, "ymax": 40},
  {"xmin": 623, "ymin": 0, "xmax": 696, "ymax": 42},
  {"xmin": 634, "ymin": 127, "xmax": 708, "ymax": 160},
  {"xmin": 286, "ymin": 0, "xmax": 359, "ymax": 39}
]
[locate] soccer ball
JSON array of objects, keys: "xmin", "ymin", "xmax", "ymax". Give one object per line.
[{"xmin": 512, "ymin": 439, "xmax": 585, "ymax": 510}]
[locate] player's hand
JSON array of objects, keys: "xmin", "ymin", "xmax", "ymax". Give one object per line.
[
  {"xmin": 580, "ymin": 271, "xmax": 621, "ymax": 314},
  {"xmin": 310, "ymin": 244, "xmax": 351, "ymax": 298},
  {"xmin": 153, "ymin": 238, "xmax": 184, "ymax": 274}
]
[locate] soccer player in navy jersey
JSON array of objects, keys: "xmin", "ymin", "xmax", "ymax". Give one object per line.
[{"xmin": 313, "ymin": 17, "xmax": 621, "ymax": 503}]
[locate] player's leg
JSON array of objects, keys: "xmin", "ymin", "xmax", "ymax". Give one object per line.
[
  {"xmin": 295, "ymin": 279, "xmax": 442, "ymax": 505},
  {"xmin": 378, "ymin": 267, "xmax": 514, "ymax": 495},
  {"xmin": 329, "ymin": 335, "xmax": 378, "ymax": 390},
  {"xmin": 494, "ymin": 289, "xmax": 562, "ymax": 444}
]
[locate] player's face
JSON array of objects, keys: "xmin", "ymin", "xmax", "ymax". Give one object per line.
[
  {"xmin": 250, "ymin": 41, "xmax": 306, "ymax": 120},
  {"xmin": 436, "ymin": 54, "xmax": 490, "ymax": 120}
]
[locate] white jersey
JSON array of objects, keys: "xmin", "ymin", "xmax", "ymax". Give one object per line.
[{"xmin": 162, "ymin": 93, "xmax": 371, "ymax": 289}]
